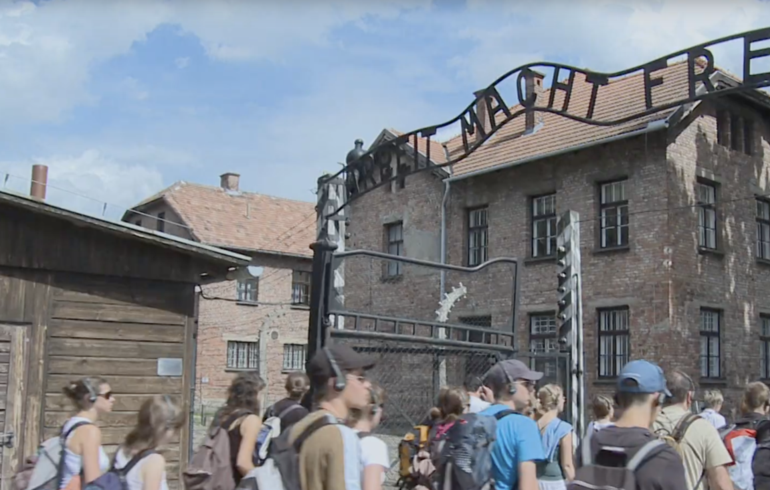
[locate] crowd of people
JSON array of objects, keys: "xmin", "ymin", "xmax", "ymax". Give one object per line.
[{"xmin": 33, "ymin": 345, "xmax": 770, "ymax": 490}]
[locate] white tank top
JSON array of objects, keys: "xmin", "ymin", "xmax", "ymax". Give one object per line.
[
  {"xmin": 114, "ymin": 448, "xmax": 169, "ymax": 490},
  {"xmin": 60, "ymin": 417, "xmax": 110, "ymax": 489}
]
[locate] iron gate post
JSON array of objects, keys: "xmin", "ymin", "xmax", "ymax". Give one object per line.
[{"xmin": 306, "ymin": 235, "xmax": 337, "ymax": 364}]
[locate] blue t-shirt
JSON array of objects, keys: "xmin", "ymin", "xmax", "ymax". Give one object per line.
[{"xmin": 480, "ymin": 404, "xmax": 544, "ymax": 490}]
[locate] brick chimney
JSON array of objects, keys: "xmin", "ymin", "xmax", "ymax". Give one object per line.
[
  {"xmin": 30, "ymin": 164, "xmax": 48, "ymax": 201},
  {"xmin": 525, "ymin": 70, "xmax": 546, "ymax": 133},
  {"xmin": 220, "ymin": 172, "xmax": 240, "ymax": 192}
]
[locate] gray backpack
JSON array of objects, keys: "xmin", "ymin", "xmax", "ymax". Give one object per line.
[
  {"xmin": 184, "ymin": 411, "xmax": 250, "ymax": 490},
  {"xmin": 24, "ymin": 421, "xmax": 92, "ymax": 490},
  {"xmin": 569, "ymin": 431, "xmax": 666, "ymax": 490}
]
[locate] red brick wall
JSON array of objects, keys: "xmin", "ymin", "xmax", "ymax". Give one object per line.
[{"xmin": 196, "ymin": 253, "xmax": 311, "ymax": 412}]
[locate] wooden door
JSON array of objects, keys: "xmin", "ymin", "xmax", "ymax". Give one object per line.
[{"xmin": 0, "ymin": 325, "xmax": 27, "ymax": 490}]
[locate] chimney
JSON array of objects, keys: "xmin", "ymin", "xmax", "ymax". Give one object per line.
[
  {"xmin": 220, "ymin": 172, "xmax": 240, "ymax": 192},
  {"xmin": 30, "ymin": 164, "xmax": 48, "ymax": 201},
  {"xmin": 473, "ymin": 89, "xmax": 490, "ymax": 143},
  {"xmin": 525, "ymin": 70, "xmax": 546, "ymax": 133}
]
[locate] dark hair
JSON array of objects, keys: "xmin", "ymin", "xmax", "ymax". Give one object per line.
[
  {"xmin": 219, "ymin": 372, "xmax": 265, "ymax": 422},
  {"xmin": 482, "ymin": 372, "xmax": 513, "ymax": 401},
  {"xmin": 666, "ymin": 370, "xmax": 696, "ymax": 405},
  {"xmin": 464, "ymin": 375, "xmax": 483, "ymax": 393},
  {"xmin": 614, "ymin": 378, "xmax": 656, "ymax": 409},
  {"xmin": 429, "ymin": 387, "xmax": 468, "ymax": 423},
  {"xmin": 62, "ymin": 377, "xmax": 108, "ymax": 410},
  {"xmin": 124, "ymin": 395, "xmax": 184, "ymax": 451},
  {"xmin": 285, "ymin": 372, "xmax": 310, "ymax": 401}
]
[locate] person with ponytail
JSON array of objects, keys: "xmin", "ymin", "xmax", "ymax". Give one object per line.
[
  {"xmin": 347, "ymin": 385, "xmax": 388, "ymax": 490},
  {"xmin": 534, "ymin": 384, "xmax": 574, "ymax": 490},
  {"xmin": 60, "ymin": 377, "xmax": 114, "ymax": 489},
  {"xmin": 114, "ymin": 396, "xmax": 184, "ymax": 490},
  {"xmin": 262, "ymin": 372, "xmax": 310, "ymax": 435}
]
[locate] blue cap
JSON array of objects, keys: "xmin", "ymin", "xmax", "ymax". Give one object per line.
[{"xmin": 617, "ymin": 360, "xmax": 672, "ymax": 397}]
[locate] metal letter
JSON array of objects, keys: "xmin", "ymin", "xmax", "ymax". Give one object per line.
[
  {"xmin": 643, "ymin": 59, "xmax": 667, "ymax": 109},
  {"xmin": 483, "ymin": 86, "xmax": 512, "ymax": 131},
  {"xmin": 460, "ymin": 106, "xmax": 487, "ymax": 154},
  {"xmin": 548, "ymin": 67, "xmax": 576, "ymax": 112},
  {"xmin": 744, "ymin": 28, "xmax": 770, "ymax": 85},
  {"xmin": 584, "ymin": 72, "xmax": 609, "ymax": 119},
  {"xmin": 688, "ymin": 47, "xmax": 715, "ymax": 98}
]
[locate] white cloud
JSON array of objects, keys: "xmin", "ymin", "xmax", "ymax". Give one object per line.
[
  {"xmin": 1, "ymin": 148, "xmax": 164, "ymax": 219},
  {"xmin": 174, "ymin": 56, "xmax": 189, "ymax": 69}
]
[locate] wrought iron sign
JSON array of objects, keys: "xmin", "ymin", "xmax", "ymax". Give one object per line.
[{"xmin": 324, "ymin": 27, "xmax": 770, "ymax": 214}]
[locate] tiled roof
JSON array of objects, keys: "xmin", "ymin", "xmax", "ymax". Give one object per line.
[
  {"xmin": 131, "ymin": 182, "xmax": 316, "ymax": 257},
  {"xmin": 440, "ymin": 61, "xmax": 697, "ymax": 176}
]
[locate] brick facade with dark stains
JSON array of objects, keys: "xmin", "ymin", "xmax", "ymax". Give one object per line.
[{"xmin": 344, "ymin": 99, "xmax": 770, "ymax": 415}]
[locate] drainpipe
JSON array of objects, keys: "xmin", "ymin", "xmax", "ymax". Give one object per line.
[{"xmin": 439, "ymin": 180, "xmax": 451, "ymax": 300}]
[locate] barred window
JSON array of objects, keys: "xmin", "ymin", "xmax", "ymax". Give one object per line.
[
  {"xmin": 529, "ymin": 314, "xmax": 558, "ymax": 377},
  {"xmin": 599, "ymin": 180, "xmax": 628, "ymax": 248},
  {"xmin": 459, "ymin": 315, "xmax": 492, "ymax": 344},
  {"xmin": 700, "ymin": 309, "xmax": 721, "ymax": 379},
  {"xmin": 237, "ymin": 278, "xmax": 259, "ymax": 303},
  {"xmin": 598, "ymin": 308, "xmax": 629, "ymax": 378},
  {"xmin": 386, "ymin": 222, "xmax": 404, "ymax": 276},
  {"xmin": 697, "ymin": 182, "xmax": 717, "ymax": 250},
  {"xmin": 227, "ymin": 341, "xmax": 259, "ymax": 370},
  {"xmin": 532, "ymin": 194, "xmax": 557, "ymax": 258},
  {"xmin": 761, "ymin": 316, "xmax": 770, "ymax": 379},
  {"xmin": 292, "ymin": 271, "xmax": 311, "ymax": 306},
  {"xmin": 283, "ymin": 344, "xmax": 307, "ymax": 371},
  {"xmin": 468, "ymin": 207, "xmax": 488, "ymax": 266},
  {"xmin": 757, "ymin": 199, "xmax": 770, "ymax": 260}
]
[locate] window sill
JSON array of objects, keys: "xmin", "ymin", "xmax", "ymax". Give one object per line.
[
  {"xmin": 225, "ymin": 368, "xmax": 260, "ymax": 373},
  {"xmin": 380, "ymin": 275, "xmax": 404, "ymax": 284},
  {"xmin": 236, "ymin": 301, "xmax": 259, "ymax": 307},
  {"xmin": 290, "ymin": 305, "xmax": 310, "ymax": 311},
  {"xmin": 756, "ymin": 258, "xmax": 770, "ymax": 268},
  {"xmin": 698, "ymin": 247, "xmax": 725, "ymax": 258},
  {"xmin": 282, "ymin": 368, "xmax": 305, "ymax": 374},
  {"xmin": 525, "ymin": 256, "xmax": 556, "ymax": 266},
  {"xmin": 593, "ymin": 245, "xmax": 630, "ymax": 255},
  {"xmin": 593, "ymin": 378, "xmax": 618, "ymax": 385},
  {"xmin": 699, "ymin": 377, "xmax": 728, "ymax": 386}
]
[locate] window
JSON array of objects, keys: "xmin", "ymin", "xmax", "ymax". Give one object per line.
[
  {"xmin": 697, "ymin": 182, "xmax": 717, "ymax": 250},
  {"xmin": 529, "ymin": 314, "xmax": 558, "ymax": 377},
  {"xmin": 134, "ymin": 219, "xmax": 142, "ymax": 227},
  {"xmin": 386, "ymin": 222, "xmax": 404, "ymax": 277},
  {"xmin": 599, "ymin": 180, "xmax": 629, "ymax": 248},
  {"xmin": 291, "ymin": 271, "xmax": 311, "ymax": 305},
  {"xmin": 156, "ymin": 212, "xmax": 165, "ymax": 232},
  {"xmin": 700, "ymin": 309, "xmax": 721, "ymax": 379},
  {"xmin": 459, "ymin": 315, "xmax": 491, "ymax": 344},
  {"xmin": 468, "ymin": 207, "xmax": 488, "ymax": 266},
  {"xmin": 598, "ymin": 308, "xmax": 630, "ymax": 378},
  {"xmin": 227, "ymin": 341, "xmax": 259, "ymax": 370},
  {"xmin": 717, "ymin": 110, "xmax": 729, "ymax": 147},
  {"xmin": 744, "ymin": 119, "xmax": 754, "ymax": 156},
  {"xmin": 731, "ymin": 114, "xmax": 743, "ymax": 152},
  {"xmin": 283, "ymin": 344, "xmax": 307, "ymax": 371},
  {"xmin": 761, "ymin": 316, "xmax": 770, "ymax": 379},
  {"xmin": 237, "ymin": 278, "xmax": 259, "ymax": 303},
  {"xmin": 757, "ymin": 199, "xmax": 770, "ymax": 260},
  {"xmin": 532, "ymin": 194, "xmax": 557, "ymax": 258}
]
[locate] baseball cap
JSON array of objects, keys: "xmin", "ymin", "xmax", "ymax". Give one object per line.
[
  {"xmin": 484, "ymin": 359, "xmax": 543, "ymax": 390},
  {"xmin": 617, "ymin": 360, "xmax": 672, "ymax": 397},
  {"xmin": 307, "ymin": 344, "xmax": 375, "ymax": 384}
]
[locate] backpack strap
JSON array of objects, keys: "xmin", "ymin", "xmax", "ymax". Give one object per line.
[
  {"xmin": 57, "ymin": 421, "xmax": 92, "ymax": 490},
  {"xmin": 221, "ymin": 410, "xmax": 253, "ymax": 431},
  {"xmin": 112, "ymin": 448, "xmax": 157, "ymax": 474},
  {"xmin": 671, "ymin": 413, "xmax": 700, "ymax": 442},
  {"xmin": 293, "ymin": 415, "xmax": 336, "ymax": 451},
  {"xmin": 580, "ymin": 429, "xmax": 594, "ymax": 467},
  {"xmin": 357, "ymin": 432, "xmax": 371, "ymax": 439},
  {"xmin": 494, "ymin": 409, "xmax": 519, "ymax": 421},
  {"xmin": 277, "ymin": 403, "xmax": 303, "ymax": 419},
  {"xmin": 626, "ymin": 440, "xmax": 666, "ymax": 472}
]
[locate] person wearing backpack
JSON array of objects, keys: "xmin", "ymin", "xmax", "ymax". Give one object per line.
[
  {"xmin": 105, "ymin": 395, "xmax": 184, "ymax": 490},
  {"xmin": 347, "ymin": 384, "xmax": 388, "ymax": 490},
  {"xmin": 572, "ymin": 359, "xmax": 687, "ymax": 490},
  {"xmin": 652, "ymin": 370, "xmax": 732, "ymax": 490},
  {"xmin": 534, "ymin": 384, "xmax": 574, "ymax": 490},
  {"xmin": 722, "ymin": 382, "xmax": 770, "ymax": 490},
  {"xmin": 218, "ymin": 372, "xmax": 266, "ymax": 485},
  {"xmin": 288, "ymin": 344, "xmax": 375, "ymax": 490},
  {"xmin": 586, "ymin": 395, "xmax": 614, "ymax": 434},
  {"xmin": 700, "ymin": 390, "xmax": 727, "ymax": 431},
  {"xmin": 60, "ymin": 377, "xmax": 115, "ymax": 490},
  {"xmin": 479, "ymin": 359, "xmax": 545, "ymax": 490},
  {"xmin": 263, "ymin": 373, "xmax": 310, "ymax": 435}
]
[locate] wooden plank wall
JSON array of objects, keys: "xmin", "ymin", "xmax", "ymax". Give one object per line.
[{"xmin": 44, "ymin": 280, "xmax": 193, "ymax": 488}]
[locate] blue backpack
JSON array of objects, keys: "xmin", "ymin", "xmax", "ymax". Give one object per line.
[{"xmin": 83, "ymin": 449, "xmax": 156, "ymax": 490}]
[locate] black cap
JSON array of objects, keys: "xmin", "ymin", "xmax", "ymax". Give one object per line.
[{"xmin": 307, "ymin": 344, "xmax": 375, "ymax": 384}]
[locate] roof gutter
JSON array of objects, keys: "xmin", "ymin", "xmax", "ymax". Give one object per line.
[{"xmin": 445, "ymin": 118, "xmax": 670, "ymax": 183}]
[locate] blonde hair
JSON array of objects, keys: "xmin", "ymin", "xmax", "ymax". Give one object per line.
[
  {"xmin": 741, "ymin": 382, "xmax": 770, "ymax": 414},
  {"xmin": 703, "ymin": 389, "xmax": 724, "ymax": 409},
  {"xmin": 348, "ymin": 384, "xmax": 386, "ymax": 425},
  {"xmin": 591, "ymin": 395, "xmax": 614, "ymax": 420},
  {"xmin": 124, "ymin": 396, "xmax": 184, "ymax": 451},
  {"xmin": 429, "ymin": 387, "xmax": 468, "ymax": 423},
  {"xmin": 535, "ymin": 384, "xmax": 563, "ymax": 418}
]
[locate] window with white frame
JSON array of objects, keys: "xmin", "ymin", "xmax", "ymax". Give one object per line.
[
  {"xmin": 227, "ymin": 341, "xmax": 259, "ymax": 370},
  {"xmin": 700, "ymin": 309, "xmax": 721, "ymax": 379},
  {"xmin": 283, "ymin": 344, "xmax": 307, "ymax": 371},
  {"xmin": 757, "ymin": 199, "xmax": 770, "ymax": 260},
  {"xmin": 599, "ymin": 180, "xmax": 629, "ymax": 248},
  {"xmin": 532, "ymin": 194, "xmax": 557, "ymax": 258},
  {"xmin": 292, "ymin": 271, "xmax": 311, "ymax": 305},
  {"xmin": 697, "ymin": 182, "xmax": 717, "ymax": 250},
  {"xmin": 598, "ymin": 308, "xmax": 629, "ymax": 378},
  {"xmin": 529, "ymin": 314, "xmax": 558, "ymax": 377},
  {"xmin": 386, "ymin": 222, "xmax": 404, "ymax": 277},
  {"xmin": 761, "ymin": 316, "xmax": 770, "ymax": 379},
  {"xmin": 237, "ymin": 278, "xmax": 259, "ymax": 303},
  {"xmin": 468, "ymin": 207, "xmax": 488, "ymax": 266}
]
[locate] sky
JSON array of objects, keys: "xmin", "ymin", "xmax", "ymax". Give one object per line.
[{"xmin": 0, "ymin": 0, "xmax": 769, "ymax": 220}]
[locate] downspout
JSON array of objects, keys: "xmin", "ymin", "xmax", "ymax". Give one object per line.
[
  {"xmin": 440, "ymin": 179, "xmax": 451, "ymax": 299},
  {"xmin": 189, "ymin": 289, "xmax": 200, "ymax": 461}
]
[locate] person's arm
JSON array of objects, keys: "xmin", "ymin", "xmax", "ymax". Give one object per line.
[
  {"xmin": 362, "ymin": 465, "xmax": 384, "ymax": 490},
  {"xmin": 78, "ymin": 425, "xmax": 104, "ymax": 483},
  {"xmin": 706, "ymin": 465, "xmax": 734, "ymax": 490},
  {"xmin": 236, "ymin": 415, "xmax": 262, "ymax": 476},
  {"xmin": 140, "ymin": 454, "xmax": 167, "ymax": 490},
  {"xmin": 701, "ymin": 420, "xmax": 734, "ymax": 490},
  {"xmin": 518, "ymin": 461, "xmax": 538, "ymax": 490},
  {"xmin": 559, "ymin": 432, "xmax": 575, "ymax": 481}
]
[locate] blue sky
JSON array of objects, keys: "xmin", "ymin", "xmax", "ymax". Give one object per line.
[{"xmin": 0, "ymin": 0, "xmax": 768, "ymax": 219}]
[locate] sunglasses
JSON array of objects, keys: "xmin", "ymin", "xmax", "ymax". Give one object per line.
[{"xmin": 98, "ymin": 391, "xmax": 114, "ymax": 400}]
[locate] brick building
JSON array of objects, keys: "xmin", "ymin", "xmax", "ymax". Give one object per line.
[
  {"xmin": 124, "ymin": 173, "xmax": 316, "ymax": 409},
  {"xmin": 342, "ymin": 61, "xmax": 770, "ymax": 413}
]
